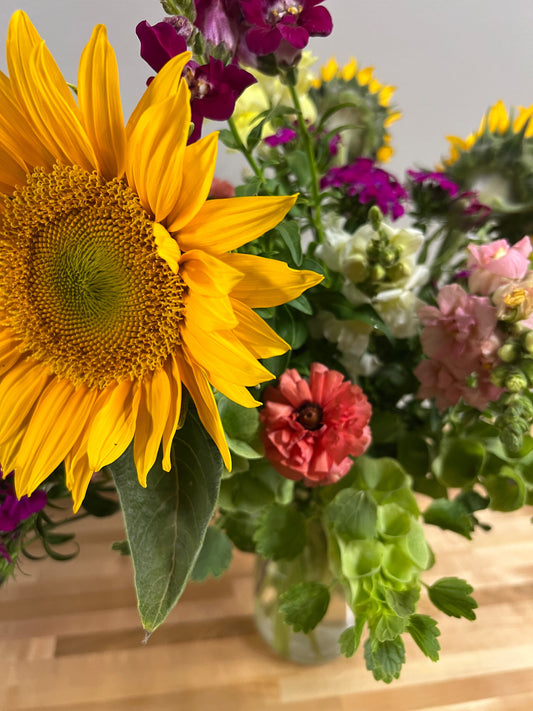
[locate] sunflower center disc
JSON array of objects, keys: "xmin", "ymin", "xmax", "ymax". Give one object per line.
[{"xmin": 0, "ymin": 164, "xmax": 185, "ymax": 388}]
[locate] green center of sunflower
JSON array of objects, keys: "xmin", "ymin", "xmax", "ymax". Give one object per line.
[{"xmin": 0, "ymin": 164, "xmax": 185, "ymax": 388}]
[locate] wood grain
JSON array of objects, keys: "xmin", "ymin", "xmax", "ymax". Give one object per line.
[{"xmin": 1, "ymin": 506, "xmax": 533, "ymax": 711}]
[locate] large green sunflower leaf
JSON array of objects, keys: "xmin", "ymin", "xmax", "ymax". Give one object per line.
[{"xmin": 110, "ymin": 407, "xmax": 223, "ymax": 634}]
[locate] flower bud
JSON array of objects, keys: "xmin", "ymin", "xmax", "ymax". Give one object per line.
[
  {"xmin": 518, "ymin": 358, "xmax": 533, "ymax": 384},
  {"xmin": 522, "ymin": 330, "xmax": 533, "ymax": 354},
  {"xmin": 379, "ymin": 245, "xmax": 400, "ymax": 268},
  {"xmin": 497, "ymin": 342, "xmax": 520, "ymax": 363},
  {"xmin": 369, "ymin": 206, "xmax": 383, "ymax": 231},
  {"xmin": 490, "ymin": 364, "xmax": 509, "ymax": 387},
  {"xmin": 501, "ymin": 427, "xmax": 524, "ymax": 455},
  {"xmin": 370, "ymin": 264, "xmax": 386, "ymax": 282},
  {"xmin": 386, "ymin": 261, "xmax": 412, "ymax": 283},
  {"xmin": 505, "ymin": 369, "xmax": 529, "ymax": 392}
]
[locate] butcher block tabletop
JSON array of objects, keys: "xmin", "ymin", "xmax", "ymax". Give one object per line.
[{"xmin": 1, "ymin": 505, "xmax": 533, "ymax": 711}]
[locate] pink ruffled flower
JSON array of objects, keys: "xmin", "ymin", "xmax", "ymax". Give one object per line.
[
  {"xmin": 419, "ymin": 284, "xmax": 501, "ymax": 371},
  {"xmin": 260, "ymin": 363, "xmax": 372, "ymax": 485},
  {"xmin": 467, "ymin": 236, "xmax": 532, "ymax": 295},
  {"xmin": 416, "ymin": 284, "xmax": 503, "ymax": 410},
  {"xmin": 415, "ymin": 359, "xmax": 502, "ymax": 412}
]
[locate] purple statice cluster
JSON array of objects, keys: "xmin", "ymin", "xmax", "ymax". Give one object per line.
[
  {"xmin": 321, "ymin": 158, "xmax": 407, "ymax": 220},
  {"xmin": 0, "ymin": 470, "xmax": 47, "ymax": 568},
  {"xmin": 137, "ymin": 1, "xmax": 333, "ymax": 142}
]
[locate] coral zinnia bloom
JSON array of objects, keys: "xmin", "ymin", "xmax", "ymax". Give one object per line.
[
  {"xmin": 260, "ymin": 363, "xmax": 372, "ymax": 485},
  {"xmin": 0, "ymin": 12, "xmax": 322, "ymax": 510}
]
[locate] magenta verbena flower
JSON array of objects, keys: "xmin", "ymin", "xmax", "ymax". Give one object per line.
[
  {"xmin": 240, "ymin": 0, "xmax": 333, "ymax": 56},
  {"xmin": 263, "ymin": 127, "xmax": 297, "ymax": 146},
  {"xmin": 0, "ymin": 474, "xmax": 47, "ymax": 533},
  {"xmin": 321, "ymin": 158, "xmax": 407, "ymax": 220},
  {"xmin": 407, "ymin": 169, "xmax": 459, "ymax": 198},
  {"xmin": 260, "ymin": 363, "xmax": 372, "ymax": 486}
]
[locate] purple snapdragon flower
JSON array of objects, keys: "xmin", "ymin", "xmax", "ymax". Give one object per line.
[
  {"xmin": 240, "ymin": 0, "xmax": 333, "ymax": 56},
  {"xmin": 136, "ymin": 20, "xmax": 256, "ymax": 142},
  {"xmin": 136, "ymin": 19, "xmax": 189, "ymax": 72},
  {"xmin": 321, "ymin": 158, "xmax": 407, "ymax": 220},
  {"xmin": 185, "ymin": 58, "xmax": 256, "ymax": 141},
  {"xmin": 194, "ymin": 0, "xmax": 244, "ymax": 56}
]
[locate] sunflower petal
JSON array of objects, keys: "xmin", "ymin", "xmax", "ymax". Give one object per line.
[
  {"xmin": 133, "ymin": 367, "xmax": 172, "ymax": 487},
  {"xmin": 161, "ymin": 354, "xmax": 182, "ymax": 471},
  {"xmin": 0, "ymin": 358, "xmax": 51, "ymax": 447},
  {"xmin": 166, "ymin": 132, "xmax": 219, "ymax": 232},
  {"xmin": 126, "ymin": 82, "xmax": 190, "ymax": 221},
  {"xmin": 174, "ymin": 351, "xmax": 231, "ymax": 470},
  {"xmin": 183, "ymin": 321, "xmax": 273, "ymax": 387},
  {"xmin": 126, "ymin": 51, "xmax": 191, "ymax": 138},
  {"xmin": 87, "ymin": 379, "xmax": 141, "ymax": 471},
  {"xmin": 230, "ymin": 299, "xmax": 290, "ymax": 358},
  {"xmin": 14, "ymin": 381, "xmax": 98, "ymax": 497},
  {"xmin": 7, "ymin": 12, "xmax": 97, "ymax": 171},
  {"xmin": 222, "ymin": 253, "xmax": 323, "ymax": 307},
  {"xmin": 78, "ymin": 25, "xmax": 126, "ymax": 179},
  {"xmin": 153, "ymin": 222, "xmax": 180, "ymax": 273},
  {"xmin": 179, "ymin": 248, "xmax": 244, "ymax": 295},
  {"xmin": 176, "ymin": 194, "xmax": 297, "ymax": 254},
  {"xmin": 0, "ymin": 71, "xmax": 53, "ymax": 170},
  {"xmin": 184, "ymin": 288, "xmax": 238, "ymax": 333}
]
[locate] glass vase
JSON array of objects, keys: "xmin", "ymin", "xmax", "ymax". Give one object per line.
[{"xmin": 253, "ymin": 522, "xmax": 353, "ymax": 664}]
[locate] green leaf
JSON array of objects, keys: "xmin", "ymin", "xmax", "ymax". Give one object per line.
[
  {"xmin": 288, "ymin": 294, "xmax": 313, "ymax": 315},
  {"xmin": 339, "ymin": 615, "xmax": 366, "ymax": 657},
  {"xmin": 276, "ymin": 220, "xmax": 303, "ymax": 266},
  {"xmin": 435, "ymin": 438, "xmax": 485, "ymax": 487},
  {"xmin": 253, "ymin": 503, "xmax": 306, "ymax": 560},
  {"xmin": 385, "ymin": 586, "xmax": 420, "ymax": 618},
  {"xmin": 374, "ymin": 612, "xmax": 408, "ymax": 642},
  {"xmin": 218, "ymin": 129, "xmax": 240, "ymax": 150},
  {"xmin": 364, "ymin": 636, "xmax": 406, "ymax": 683},
  {"xmin": 427, "ymin": 577, "xmax": 478, "ymax": 620},
  {"xmin": 484, "ymin": 467, "xmax": 527, "ymax": 511},
  {"xmin": 325, "ymin": 489, "xmax": 377, "ymax": 541},
  {"xmin": 191, "ymin": 526, "xmax": 233, "ymax": 582},
  {"xmin": 111, "ymin": 539, "xmax": 131, "ymax": 556},
  {"xmin": 222, "ymin": 511, "xmax": 257, "ymax": 552},
  {"xmin": 408, "ymin": 614, "xmax": 441, "ymax": 662},
  {"xmin": 279, "ymin": 581, "xmax": 330, "ymax": 633},
  {"xmin": 110, "ymin": 408, "xmax": 222, "ymax": 633},
  {"xmin": 216, "ymin": 393, "xmax": 260, "ymax": 443},
  {"xmin": 423, "ymin": 498, "xmax": 474, "ymax": 539},
  {"xmin": 81, "ymin": 487, "xmax": 120, "ymax": 517}
]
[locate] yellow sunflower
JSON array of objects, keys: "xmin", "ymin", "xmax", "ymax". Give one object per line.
[
  {"xmin": 0, "ymin": 12, "xmax": 322, "ymax": 510},
  {"xmin": 444, "ymin": 99, "xmax": 533, "ymax": 166},
  {"xmin": 311, "ymin": 57, "xmax": 401, "ymax": 163}
]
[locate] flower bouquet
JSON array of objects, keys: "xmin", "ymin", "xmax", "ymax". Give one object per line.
[{"xmin": 2, "ymin": 0, "xmax": 533, "ymax": 685}]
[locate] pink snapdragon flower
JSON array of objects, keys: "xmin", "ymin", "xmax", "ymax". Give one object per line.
[
  {"xmin": 260, "ymin": 363, "xmax": 372, "ymax": 485},
  {"xmin": 415, "ymin": 284, "xmax": 503, "ymax": 411},
  {"xmin": 467, "ymin": 236, "xmax": 532, "ymax": 296}
]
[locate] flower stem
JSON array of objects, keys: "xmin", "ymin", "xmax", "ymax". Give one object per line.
[
  {"xmin": 286, "ymin": 80, "xmax": 326, "ymax": 244},
  {"xmin": 227, "ymin": 116, "xmax": 266, "ymax": 185}
]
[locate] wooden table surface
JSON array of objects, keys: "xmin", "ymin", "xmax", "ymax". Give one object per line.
[{"xmin": 1, "ymin": 505, "xmax": 533, "ymax": 711}]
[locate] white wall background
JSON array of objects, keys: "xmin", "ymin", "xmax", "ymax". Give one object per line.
[{"xmin": 1, "ymin": 0, "xmax": 533, "ymax": 181}]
